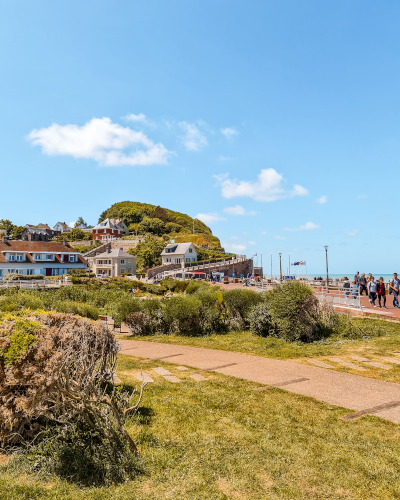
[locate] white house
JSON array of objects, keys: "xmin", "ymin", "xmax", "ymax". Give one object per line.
[
  {"xmin": 161, "ymin": 242, "xmax": 197, "ymax": 265},
  {"xmin": 0, "ymin": 240, "xmax": 87, "ymax": 278},
  {"xmin": 92, "ymin": 218, "xmax": 124, "ymax": 241},
  {"xmin": 53, "ymin": 222, "xmax": 72, "ymax": 233}
]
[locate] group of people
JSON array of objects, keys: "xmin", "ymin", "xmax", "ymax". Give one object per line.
[{"xmin": 342, "ymin": 272, "xmax": 400, "ymax": 308}]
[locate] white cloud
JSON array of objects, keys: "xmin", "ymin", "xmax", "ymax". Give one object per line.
[
  {"xmin": 215, "ymin": 169, "xmax": 308, "ymax": 202},
  {"xmin": 195, "ymin": 213, "xmax": 226, "ymax": 224},
  {"xmin": 346, "ymin": 229, "xmax": 359, "ymax": 237},
  {"xmin": 223, "ymin": 205, "xmax": 257, "ymax": 216},
  {"xmin": 220, "ymin": 127, "xmax": 239, "ymax": 139},
  {"xmin": 122, "ymin": 113, "xmax": 146, "ymax": 122},
  {"xmin": 248, "ymin": 241, "xmax": 257, "ymax": 246},
  {"xmin": 284, "ymin": 222, "xmax": 320, "ymax": 231},
  {"xmin": 28, "ymin": 117, "xmax": 171, "ymax": 167},
  {"xmin": 222, "ymin": 242, "xmax": 247, "ymax": 253},
  {"xmin": 260, "ymin": 231, "xmax": 267, "ymax": 235},
  {"xmin": 317, "ymin": 195, "xmax": 327, "ymax": 204},
  {"xmin": 274, "ymin": 236, "xmax": 286, "ymax": 240},
  {"xmin": 219, "ymin": 155, "xmax": 235, "ymax": 161},
  {"xmin": 178, "ymin": 121, "xmax": 207, "ymax": 151}
]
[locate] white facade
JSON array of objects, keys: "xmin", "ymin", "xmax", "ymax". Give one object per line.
[{"xmin": 161, "ymin": 242, "xmax": 197, "ymax": 265}]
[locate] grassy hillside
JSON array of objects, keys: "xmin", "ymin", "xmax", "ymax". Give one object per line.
[{"xmin": 99, "ymin": 201, "xmax": 212, "ymax": 235}]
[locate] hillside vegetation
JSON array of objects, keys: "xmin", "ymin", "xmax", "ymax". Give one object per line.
[{"xmin": 100, "ymin": 201, "xmax": 212, "ymax": 236}]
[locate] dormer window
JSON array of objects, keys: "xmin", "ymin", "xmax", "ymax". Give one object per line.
[
  {"xmin": 9, "ymin": 254, "xmax": 15, "ymax": 262},
  {"xmin": 16, "ymin": 254, "xmax": 24, "ymax": 262},
  {"xmin": 46, "ymin": 254, "xmax": 52, "ymax": 260},
  {"xmin": 69, "ymin": 255, "xmax": 75, "ymax": 263},
  {"xmin": 34, "ymin": 254, "xmax": 41, "ymax": 260}
]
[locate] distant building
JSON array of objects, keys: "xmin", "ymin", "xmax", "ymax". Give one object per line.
[
  {"xmin": 53, "ymin": 222, "xmax": 72, "ymax": 233},
  {"xmin": 110, "ymin": 218, "xmax": 129, "ymax": 236},
  {"xmin": 22, "ymin": 227, "xmax": 60, "ymax": 241},
  {"xmin": 92, "ymin": 218, "xmax": 124, "ymax": 241},
  {"xmin": 161, "ymin": 242, "xmax": 197, "ymax": 265},
  {"xmin": 0, "ymin": 240, "xmax": 87, "ymax": 278},
  {"xmin": 87, "ymin": 248, "xmax": 136, "ymax": 277}
]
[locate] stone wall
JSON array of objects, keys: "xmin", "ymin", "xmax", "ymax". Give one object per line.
[{"xmin": 147, "ymin": 263, "xmax": 182, "ymax": 278}]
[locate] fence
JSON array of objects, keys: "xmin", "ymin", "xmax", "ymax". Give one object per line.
[
  {"xmin": 0, "ymin": 279, "xmax": 64, "ymax": 289},
  {"xmin": 252, "ymin": 280, "xmax": 363, "ymax": 308},
  {"xmin": 162, "ymin": 255, "xmax": 248, "ymax": 278}
]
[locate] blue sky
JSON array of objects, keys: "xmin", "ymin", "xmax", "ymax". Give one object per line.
[{"xmin": 1, "ymin": 1, "xmax": 399, "ymax": 274}]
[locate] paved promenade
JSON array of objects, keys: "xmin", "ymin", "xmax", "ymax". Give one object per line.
[{"xmin": 120, "ymin": 339, "xmax": 400, "ymax": 424}]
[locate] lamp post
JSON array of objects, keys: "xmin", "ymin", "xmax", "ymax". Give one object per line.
[
  {"xmin": 279, "ymin": 253, "xmax": 282, "ymax": 281},
  {"xmin": 270, "ymin": 253, "xmax": 272, "ymax": 281},
  {"xmin": 289, "ymin": 253, "xmax": 290, "ymax": 278},
  {"xmin": 261, "ymin": 252, "xmax": 263, "ymax": 278},
  {"xmin": 324, "ymin": 245, "xmax": 329, "ymax": 292}
]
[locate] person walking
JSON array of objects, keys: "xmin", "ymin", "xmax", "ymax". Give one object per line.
[
  {"xmin": 343, "ymin": 277, "xmax": 351, "ymax": 302},
  {"xmin": 377, "ymin": 277, "xmax": 386, "ymax": 308},
  {"xmin": 390, "ymin": 273, "xmax": 400, "ymax": 308},
  {"xmin": 351, "ymin": 281, "xmax": 359, "ymax": 299},
  {"xmin": 354, "ymin": 272, "xmax": 360, "ymax": 285},
  {"xmin": 367, "ymin": 277, "xmax": 377, "ymax": 306},
  {"xmin": 359, "ymin": 273, "xmax": 367, "ymax": 296}
]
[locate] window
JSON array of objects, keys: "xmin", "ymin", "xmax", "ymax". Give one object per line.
[
  {"xmin": 46, "ymin": 254, "xmax": 52, "ymax": 260},
  {"xmin": 8, "ymin": 254, "xmax": 15, "ymax": 261},
  {"xmin": 98, "ymin": 260, "xmax": 103, "ymax": 265},
  {"xmin": 26, "ymin": 269, "xmax": 33, "ymax": 276},
  {"xmin": 69, "ymin": 255, "xmax": 75, "ymax": 263},
  {"xmin": 120, "ymin": 260, "xmax": 125, "ymax": 264},
  {"xmin": 16, "ymin": 254, "xmax": 23, "ymax": 262},
  {"xmin": 35, "ymin": 254, "xmax": 41, "ymax": 260},
  {"xmin": 109, "ymin": 260, "xmax": 111, "ymax": 264},
  {"xmin": 127, "ymin": 259, "xmax": 131, "ymax": 263},
  {"xmin": 189, "ymin": 248, "xmax": 192, "ymax": 253}
]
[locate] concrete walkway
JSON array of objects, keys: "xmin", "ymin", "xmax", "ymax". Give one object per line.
[{"xmin": 120, "ymin": 339, "xmax": 400, "ymax": 424}]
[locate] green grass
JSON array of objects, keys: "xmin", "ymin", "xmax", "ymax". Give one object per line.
[
  {"xmin": 119, "ymin": 317, "xmax": 399, "ymax": 358},
  {"xmin": 119, "ymin": 318, "xmax": 400, "ymax": 383},
  {"xmin": 2, "ymin": 354, "xmax": 400, "ymax": 499}
]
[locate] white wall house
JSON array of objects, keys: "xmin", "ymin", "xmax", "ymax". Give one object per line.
[{"xmin": 161, "ymin": 242, "xmax": 197, "ymax": 265}]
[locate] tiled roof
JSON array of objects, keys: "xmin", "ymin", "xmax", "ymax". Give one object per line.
[
  {"xmin": 88, "ymin": 248, "xmax": 135, "ymax": 259},
  {"xmin": 161, "ymin": 242, "xmax": 195, "ymax": 256},
  {"xmin": 0, "ymin": 241, "xmax": 86, "ymax": 264},
  {"xmin": 53, "ymin": 222, "xmax": 71, "ymax": 231}
]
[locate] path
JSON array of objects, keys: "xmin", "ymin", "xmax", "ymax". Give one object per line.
[{"xmin": 120, "ymin": 339, "xmax": 400, "ymax": 424}]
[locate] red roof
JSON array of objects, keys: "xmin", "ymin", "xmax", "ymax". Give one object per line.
[{"xmin": 0, "ymin": 241, "xmax": 87, "ymax": 264}]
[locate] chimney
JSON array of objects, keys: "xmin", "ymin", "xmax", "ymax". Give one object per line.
[
  {"xmin": 63, "ymin": 240, "xmax": 69, "ymax": 246},
  {"xmin": 2, "ymin": 237, "xmax": 8, "ymax": 244}
]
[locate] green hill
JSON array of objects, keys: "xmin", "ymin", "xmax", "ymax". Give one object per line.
[{"xmin": 99, "ymin": 201, "xmax": 223, "ymax": 248}]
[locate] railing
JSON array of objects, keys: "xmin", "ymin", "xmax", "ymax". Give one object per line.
[
  {"xmin": 0, "ymin": 279, "xmax": 62, "ymax": 289},
  {"xmin": 251, "ymin": 280, "xmax": 363, "ymax": 308},
  {"xmin": 161, "ymin": 255, "xmax": 248, "ymax": 278}
]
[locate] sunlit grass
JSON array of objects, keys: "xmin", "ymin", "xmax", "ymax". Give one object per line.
[{"xmin": 2, "ymin": 354, "xmax": 400, "ymax": 499}]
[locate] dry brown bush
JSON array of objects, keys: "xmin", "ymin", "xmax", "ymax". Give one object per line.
[{"xmin": 0, "ymin": 313, "xmax": 144, "ymax": 449}]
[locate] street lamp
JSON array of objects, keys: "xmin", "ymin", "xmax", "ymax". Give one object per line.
[
  {"xmin": 270, "ymin": 253, "xmax": 272, "ymax": 281},
  {"xmin": 289, "ymin": 253, "xmax": 290, "ymax": 278},
  {"xmin": 324, "ymin": 245, "xmax": 329, "ymax": 292},
  {"xmin": 279, "ymin": 253, "xmax": 282, "ymax": 281}
]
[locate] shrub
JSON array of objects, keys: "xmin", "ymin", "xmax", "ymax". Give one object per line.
[
  {"xmin": 264, "ymin": 281, "xmax": 336, "ymax": 341},
  {"xmin": 0, "ymin": 313, "xmax": 143, "ymax": 448},
  {"xmin": 223, "ymin": 288, "xmax": 263, "ymax": 328},
  {"xmin": 249, "ymin": 302, "xmax": 278, "ymax": 337},
  {"xmin": 114, "ymin": 297, "xmax": 142, "ymax": 325},
  {"xmin": 125, "ymin": 311, "xmax": 153, "ymax": 336},
  {"xmin": 162, "ymin": 295, "xmax": 202, "ymax": 335}
]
